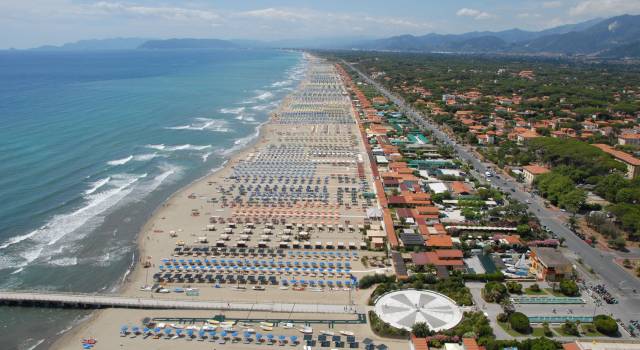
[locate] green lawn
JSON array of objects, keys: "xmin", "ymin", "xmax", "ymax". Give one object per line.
[
  {"xmin": 553, "ymin": 327, "xmax": 575, "ymax": 337},
  {"xmin": 524, "ymin": 288, "xmax": 548, "ymax": 295},
  {"xmin": 498, "ymin": 321, "xmax": 530, "ymax": 337},
  {"xmin": 581, "ymin": 324, "xmax": 605, "ymax": 337},
  {"xmin": 543, "ymin": 288, "xmax": 567, "ymax": 297},
  {"xmin": 531, "ymin": 327, "xmax": 553, "ymax": 337}
]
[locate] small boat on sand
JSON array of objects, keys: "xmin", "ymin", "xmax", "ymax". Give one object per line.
[
  {"xmin": 260, "ymin": 325, "xmax": 273, "ymax": 331},
  {"xmin": 298, "ymin": 326, "xmax": 313, "ymax": 334},
  {"xmin": 282, "ymin": 322, "xmax": 294, "ymax": 329},
  {"xmin": 339, "ymin": 330, "xmax": 355, "ymax": 336},
  {"xmin": 259, "ymin": 322, "xmax": 274, "ymax": 327},
  {"xmin": 320, "ymin": 330, "xmax": 334, "ymax": 336}
]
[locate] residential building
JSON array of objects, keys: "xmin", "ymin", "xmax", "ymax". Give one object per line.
[
  {"xmin": 593, "ymin": 144, "xmax": 640, "ymax": 179},
  {"xmin": 522, "ymin": 164, "xmax": 550, "ymax": 185},
  {"xmin": 529, "ymin": 247, "xmax": 573, "ymax": 281}
]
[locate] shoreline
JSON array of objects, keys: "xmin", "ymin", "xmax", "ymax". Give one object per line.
[
  {"xmin": 50, "ymin": 57, "xmax": 304, "ymax": 350},
  {"xmin": 49, "ymin": 54, "xmax": 403, "ymax": 350}
]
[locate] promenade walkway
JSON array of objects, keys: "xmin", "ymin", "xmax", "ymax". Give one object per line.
[{"xmin": 0, "ymin": 291, "xmax": 357, "ymax": 314}]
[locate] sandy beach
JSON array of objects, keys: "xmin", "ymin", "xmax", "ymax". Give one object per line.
[{"xmin": 51, "ymin": 55, "xmax": 401, "ymax": 350}]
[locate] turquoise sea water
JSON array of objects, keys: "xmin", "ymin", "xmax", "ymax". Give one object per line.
[{"xmin": 0, "ymin": 48, "xmax": 303, "ymax": 349}]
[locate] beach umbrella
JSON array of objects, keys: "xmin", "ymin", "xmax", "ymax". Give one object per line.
[
  {"xmin": 143, "ymin": 327, "xmax": 150, "ymax": 334},
  {"xmin": 186, "ymin": 329, "xmax": 194, "ymax": 338},
  {"xmin": 164, "ymin": 328, "xmax": 172, "ymax": 336},
  {"xmin": 221, "ymin": 330, "xmax": 228, "ymax": 338},
  {"xmin": 176, "ymin": 329, "xmax": 183, "ymax": 337},
  {"xmin": 208, "ymin": 331, "xmax": 216, "ymax": 339},
  {"xmin": 154, "ymin": 327, "xmax": 161, "ymax": 334},
  {"xmin": 120, "ymin": 325, "xmax": 128, "ymax": 334},
  {"xmin": 267, "ymin": 334, "xmax": 274, "ymax": 340},
  {"xmin": 243, "ymin": 331, "xmax": 251, "ymax": 338},
  {"xmin": 290, "ymin": 335, "xmax": 298, "ymax": 343},
  {"xmin": 255, "ymin": 333, "xmax": 263, "ymax": 341},
  {"xmin": 132, "ymin": 326, "xmax": 140, "ymax": 334},
  {"xmin": 232, "ymin": 331, "xmax": 239, "ymax": 338},
  {"xmin": 199, "ymin": 330, "xmax": 206, "ymax": 338}
]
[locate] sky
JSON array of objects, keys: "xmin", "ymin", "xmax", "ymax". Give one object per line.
[{"xmin": 2, "ymin": 0, "xmax": 640, "ymax": 49}]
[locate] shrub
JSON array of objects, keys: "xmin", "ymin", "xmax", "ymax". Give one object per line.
[
  {"xmin": 542, "ymin": 322, "xmax": 553, "ymax": 337},
  {"xmin": 529, "ymin": 283, "xmax": 541, "ymax": 292},
  {"xmin": 506, "ymin": 281, "xmax": 523, "ymax": 294},
  {"xmin": 593, "ymin": 315, "xmax": 618, "ymax": 336},
  {"xmin": 359, "ymin": 274, "xmax": 396, "ymax": 289},
  {"xmin": 508, "ymin": 312, "xmax": 531, "ymax": 334},
  {"xmin": 483, "ymin": 281, "xmax": 508, "ymax": 303},
  {"xmin": 562, "ymin": 321, "xmax": 579, "ymax": 336},
  {"xmin": 368, "ymin": 310, "xmax": 409, "ymax": 338},
  {"xmin": 559, "ymin": 279, "xmax": 579, "ymax": 296},
  {"xmin": 412, "ymin": 322, "xmax": 432, "ymax": 337},
  {"xmin": 497, "ymin": 313, "xmax": 509, "ymax": 323}
]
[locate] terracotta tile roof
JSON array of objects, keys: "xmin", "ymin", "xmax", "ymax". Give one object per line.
[
  {"xmin": 523, "ymin": 164, "xmax": 550, "ymax": 175},
  {"xmin": 411, "ymin": 335, "xmax": 429, "ymax": 350},
  {"xmin": 463, "ymin": 338, "xmax": 480, "ymax": 350},
  {"xmin": 594, "ymin": 143, "xmax": 640, "ymax": 166},
  {"xmin": 450, "ymin": 181, "xmax": 472, "ymax": 195},
  {"xmin": 425, "ymin": 235, "xmax": 453, "ymax": 248}
]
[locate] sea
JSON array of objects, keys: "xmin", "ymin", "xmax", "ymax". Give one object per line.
[{"xmin": 0, "ymin": 48, "xmax": 305, "ymax": 350}]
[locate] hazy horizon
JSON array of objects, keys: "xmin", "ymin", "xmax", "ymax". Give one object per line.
[{"xmin": 3, "ymin": 0, "xmax": 640, "ymax": 49}]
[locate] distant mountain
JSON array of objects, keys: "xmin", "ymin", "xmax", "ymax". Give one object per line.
[
  {"xmin": 598, "ymin": 41, "xmax": 640, "ymax": 58},
  {"xmin": 138, "ymin": 38, "xmax": 237, "ymax": 49},
  {"xmin": 517, "ymin": 15, "xmax": 640, "ymax": 54},
  {"xmin": 349, "ymin": 15, "xmax": 640, "ymax": 57},
  {"xmin": 32, "ymin": 38, "xmax": 150, "ymax": 51}
]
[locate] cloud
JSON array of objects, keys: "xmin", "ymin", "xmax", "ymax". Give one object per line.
[
  {"xmin": 239, "ymin": 8, "xmax": 312, "ymax": 21},
  {"xmin": 542, "ymin": 1, "xmax": 563, "ymax": 9},
  {"xmin": 456, "ymin": 8, "xmax": 493, "ymax": 20},
  {"xmin": 92, "ymin": 2, "xmax": 220, "ymax": 21},
  {"xmin": 517, "ymin": 12, "xmax": 542, "ymax": 19},
  {"xmin": 569, "ymin": 0, "xmax": 640, "ymax": 17}
]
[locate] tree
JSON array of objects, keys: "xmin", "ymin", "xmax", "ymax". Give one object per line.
[
  {"xmin": 559, "ymin": 279, "xmax": 579, "ymax": 297},
  {"xmin": 594, "ymin": 314, "xmax": 618, "ymax": 336},
  {"xmin": 506, "ymin": 281, "xmax": 523, "ymax": 294},
  {"xmin": 529, "ymin": 283, "xmax": 541, "ymax": 292},
  {"xmin": 508, "ymin": 312, "xmax": 531, "ymax": 334},
  {"xmin": 561, "ymin": 320, "xmax": 579, "ymax": 336},
  {"xmin": 483, "ymin": 281, "xmax": 508, "ymax": 303},
  {"xmin": 412, "ymin": 322, "xmax": 432, "ymax": 337}
]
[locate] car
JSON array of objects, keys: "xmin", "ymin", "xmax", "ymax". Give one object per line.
[{"xmin": 510, "ymin": 188, "xmax": 515, "ymax": 192}]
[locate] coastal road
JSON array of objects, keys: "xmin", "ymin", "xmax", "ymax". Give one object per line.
[{"xmin": 343, "ymin": 60, "xmax": 640, "ymax": 325}]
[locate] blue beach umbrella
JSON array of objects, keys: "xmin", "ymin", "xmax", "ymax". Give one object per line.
[
  {"xmin": 209, "ymin": 331, "xmax": 216, "ymax": 339},
  {"xmin": 132, "ymin": 326, "xmax": 140, "ymax": 334},
  {"xmin": 279, "ymin": 335, "xmax": 286, "ymax": 341},
  {"xmin": 154, "ymin": 327, "xmax": 161, "ymax": 334},
  {"xmin": 143, "ymin": 327, "xmax": 150, "ymax": 334},
  {"xmin": 221, "ymin": 330, "xmax": 228, "ymax": 338},
  {"xmin": 232, "ymin": 331, "xmax": 238, "ymax": 338},
  {"xmin": 164, "ymin": 328, "xmax": 171, "ymax": 336},
  {"xmin": 120, "ymin": 325, "xmax": 128, "ymax": 334},
  {"xmin": 199, "ymin": 330, "xmax": 206, "ymax": 338},
  {"xmin": 267, "ymin": 334, "xmax": 274, "ymax": 340},
  {"xmin": 186, "ymin": 329, "xmax": 194, "ymax": 338},
  {"xmin": 176, "ymin": 329, "xmax": 183, "ymax": 337}
]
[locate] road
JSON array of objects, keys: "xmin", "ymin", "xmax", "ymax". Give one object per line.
[{"xmin": 343, "ymin": 60, "xmax": 640, "ymax": 325}]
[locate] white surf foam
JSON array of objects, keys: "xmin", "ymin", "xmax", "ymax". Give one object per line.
[
  {"xmin": 219, "ymin": 107, "xmax": 245, "ymax": 114},
  {"xmin": 145, "ymin": 144, "xmax": 212, "ymax": 152},
  {"xmin": 0, "ymin": 173, "xmax": 146, "ymax": 268},
  {"xmin": 48, "ymin": 257, "xmax": 78, "ymax": 266},
  {"xmin": 107, "ymin": 155, "xmax": 133, "ymax": 166},
  {"xmin": 255, "ymin": 91, "xmax": 274, "ymax": 100},
  {"xmin": 133, "ymin": 153, "xmax": 160, "ymax": 161},
  {"xmin": 84, "ymin": 177, "xmax": 111, "ymax": 195},
  {"xmin": 165, "ymin": 118, "xmax": 229, "ymax": 132},
  {"xmin": 201, "ymin": 152, "xmax": 212, "ymax": 162},
  {"xmin": 251, "ymin": 101, "xmax": 279, "ymax": 111}
]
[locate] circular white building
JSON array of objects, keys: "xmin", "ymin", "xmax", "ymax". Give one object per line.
[{"xmin": 373, "ymin": 289, "xmax": 463, "ymax": 332}]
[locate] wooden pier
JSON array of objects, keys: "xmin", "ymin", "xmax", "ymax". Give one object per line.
[{"xmin": 0, "ymin": 291, "xmax": 356, "ymax": 314}]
